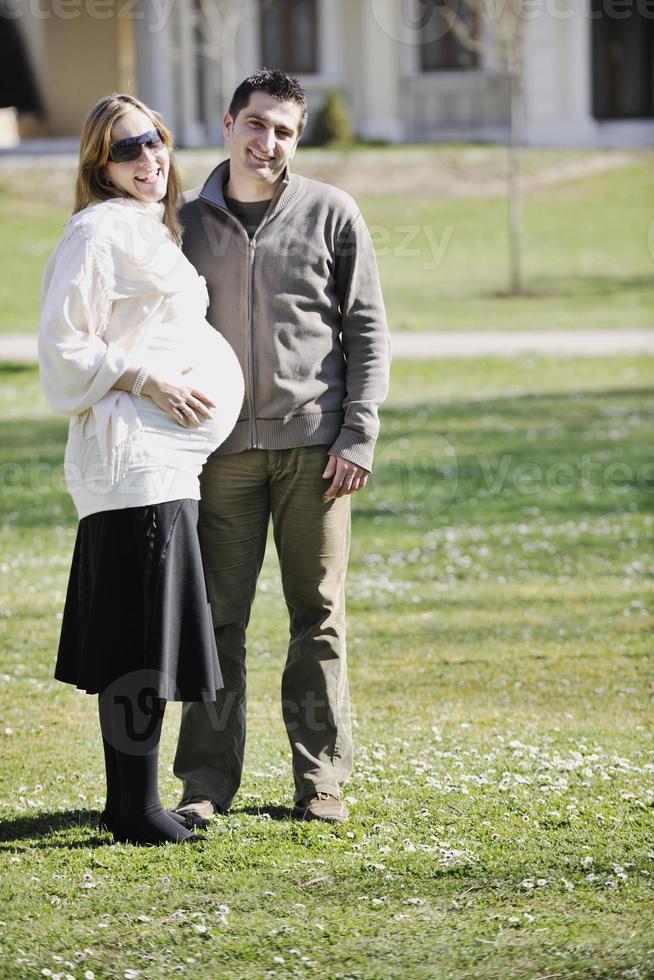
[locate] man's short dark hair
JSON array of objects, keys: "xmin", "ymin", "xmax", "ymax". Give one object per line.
[{"xmin": 228, "ymin": 68, "xmax": 308, "ymax": 132}]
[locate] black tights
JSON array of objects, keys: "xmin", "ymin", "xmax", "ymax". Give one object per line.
[{"xmin": 98, "ymin": 685, "xmax": 193, "ymax": 845}]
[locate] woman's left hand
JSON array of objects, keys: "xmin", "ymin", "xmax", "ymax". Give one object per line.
[{"xmin": 142, "ymin": 372, "xmax": 215, "ymax": 427}]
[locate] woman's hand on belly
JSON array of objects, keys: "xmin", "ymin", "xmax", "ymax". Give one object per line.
[{"xmin": 142, "ymin": 370, "xmax": 216, "ymax": 428}]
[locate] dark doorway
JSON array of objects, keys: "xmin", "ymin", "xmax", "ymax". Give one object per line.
[
  {"xmin": 260, "ymin": 0, "xmax": 318, "ymax": 75},
  {"xmin": 0, "ymin": 8, "xmax": 42, "ymax": 113},
  {"xmin": 591, "ymin": 2, "xmax": 654, "ymax": 119}
]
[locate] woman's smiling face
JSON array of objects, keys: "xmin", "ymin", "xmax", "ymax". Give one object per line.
[{"xmin": 104, "ymin": 109, "xmax": 169, "ymax": 203}]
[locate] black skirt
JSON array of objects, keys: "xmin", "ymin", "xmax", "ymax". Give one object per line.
[{"xmin": 55, "ymin": 499, "xmax": 222, "ymax": 701}]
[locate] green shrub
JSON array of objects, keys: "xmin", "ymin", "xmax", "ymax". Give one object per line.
[{"xmin": 311, "ymin": 89, "xmax": 353, "ymax": 146}]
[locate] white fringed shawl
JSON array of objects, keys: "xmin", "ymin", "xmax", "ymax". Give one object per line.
[{"xmin": 39, "ymin": 197, "xmax": 191, "ymax": 486}]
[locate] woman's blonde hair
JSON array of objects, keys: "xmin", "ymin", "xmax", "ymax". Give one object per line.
[{"xmin": 74, "ymin": 93, "xmax": 182, "ymax": 245}]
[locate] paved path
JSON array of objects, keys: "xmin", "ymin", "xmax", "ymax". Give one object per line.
[
  {"xmin": 1, "ymin": 329, "xmax": 653, "ymax": 364},
  {"xmin": 389, "ymin": 328, "xmax": 654, "ymax": 359}
]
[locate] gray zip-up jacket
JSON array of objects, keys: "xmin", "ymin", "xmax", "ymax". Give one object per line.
[{"xmin": 179, "ymin": 160, "xmax": 390, "ymax": 472}]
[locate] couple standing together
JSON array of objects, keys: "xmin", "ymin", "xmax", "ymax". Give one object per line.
[{"xmin": 39, "ymin": 70, "xmax": 390, "ymax": 846}]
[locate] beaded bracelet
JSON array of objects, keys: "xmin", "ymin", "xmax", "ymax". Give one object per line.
[{"xmin": 132, "ymin": 366, "xmax": 149, "ymax": 397}]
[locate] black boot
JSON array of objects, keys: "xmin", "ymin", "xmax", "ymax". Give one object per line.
[{"xmin": 98, "ymin": 686, "xmax": 203, "ymax": 846}]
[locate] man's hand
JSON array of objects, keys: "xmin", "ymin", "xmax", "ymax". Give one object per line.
[{"xmin": 322, "ymin": 454, "xmax": 370, "ymax": 500}]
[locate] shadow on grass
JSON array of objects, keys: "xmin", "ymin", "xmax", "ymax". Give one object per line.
[
  {"xmin": 486, "ymin": 273, "xmax": 654, "ymax": 301},
  {"xmin": 362, "ymin": 385, "xmax": 653, "ymax": 523},
  {"xmin": 229, "ymin": 804, "xmax": 294, "ymax": 821},
  {"xmin": 380, "ymin": 385, "xmax": 654, "ymax": 415},
  {"xmin": 0, "ymin": 362, "xmax": 36, "ymax": 377},
  {"xmin": 0, "ymin": 808, "xmax": 110, "ymax": 849},
  {"xmin": 0, "ymin": 382, "xmax": 651, "ymax": 530},
  {"xmin": 0, "ymin": 805, "xmax": 298, "ymax": 849}
]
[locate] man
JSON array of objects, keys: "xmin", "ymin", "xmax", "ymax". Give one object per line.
[{"xmin": 173, "ymin": 69, "xmax": 390, "ymax": 825}]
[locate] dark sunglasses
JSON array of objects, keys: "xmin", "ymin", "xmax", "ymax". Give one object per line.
[{"xmin": 108, "ymin": 128, "xmax": 164, "ymax": 163}]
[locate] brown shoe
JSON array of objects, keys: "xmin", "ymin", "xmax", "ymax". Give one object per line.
[
  {"xmin": 174, "ymin": 797, "xmax": 223, "ymax": 829},
  {"xmin": 293, "ymin": 792, "xmax": 349, "ymax": 824}
]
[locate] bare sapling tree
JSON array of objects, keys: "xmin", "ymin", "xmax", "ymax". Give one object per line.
[
  {"xmin": 442, "ymin": 0, "xmax": 527, "ymax": 294},
  {"xmin": 195, "ymin": 0, "xmax": 244, "ymax": 140}
]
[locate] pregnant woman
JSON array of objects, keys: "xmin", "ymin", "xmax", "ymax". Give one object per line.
[{"xmin": 38, "ymin": 94, "xmax": 244, "ymax": 846}]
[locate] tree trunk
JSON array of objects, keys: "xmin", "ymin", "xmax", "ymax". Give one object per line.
[
  {"xmin": 507, "ymin": 69, "xmax": 524, "ymax": 296},
  {"xmin": 197, "ymin": 0, "xmax": 242, "ymax": 145},
  {"xmin": 219, "ymin": 2, "xmax": 240, "ymax": 133}
]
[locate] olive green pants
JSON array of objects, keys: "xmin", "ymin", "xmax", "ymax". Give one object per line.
[{"xmin": 173, "ymin": 446, "xmax": 353, "ymax": 807}]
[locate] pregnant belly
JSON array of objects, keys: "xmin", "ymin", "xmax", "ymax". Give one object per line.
[{"xmin": 140, "ymin": 328, "xmax": 244, "ymax": 454}]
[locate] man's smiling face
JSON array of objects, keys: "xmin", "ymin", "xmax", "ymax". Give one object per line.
[{"xmin": 224, "ymin": 91, "xmax": 304, "ymax": 193}]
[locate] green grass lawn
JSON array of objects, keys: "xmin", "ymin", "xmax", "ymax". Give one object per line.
[
  {"xmin": 1, "ymin": 147, "xmax": 652, "ymax": 336},
  {"xmin": 367, "ymin": 162, "xmax": 654, "ymax": 332},
  {"xmin": 0, "ymin": 354, "xmax": 653, "ymax": 979}
]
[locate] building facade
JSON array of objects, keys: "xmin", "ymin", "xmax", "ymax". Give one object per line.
[{"xmin": 3, "ymin": 0, "xmax": 653, "ymax": 147}]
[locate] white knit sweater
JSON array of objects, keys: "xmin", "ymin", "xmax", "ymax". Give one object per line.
[{"xmin": 39, "ymin": 197, "xmax": 244, "ymax": 519}]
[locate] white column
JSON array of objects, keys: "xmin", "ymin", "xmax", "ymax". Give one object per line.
[
  {"xmin": 318, "ymin": 0, "xmax": 345, "ymax": 81},
  {"xmin": 565, "ymin": 0, "xmax": 595, "ymax": 133},
  {"xmin": 236, "ymin": 0, "xmax": 259, "ymax": 77},
  {"xmin": 522, "ymin": 0, "xmax": 596, "ymax": 145},
  {"xmin": 355, "ymin": 0, "xmax": 402, "ymax": 142},
  {"xmin": 174, "ymin": 0, "xmax": 205, "ymax": 147},
  {"xmin": 134, "ymin": 0, "xmax": 175, "ymax": 127}
]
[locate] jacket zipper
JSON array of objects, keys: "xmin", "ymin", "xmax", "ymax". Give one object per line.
[
  {"xmin": 201, "ymin": 202, "xmax": 257, "ymax": 448},
  {"xmin": 246, "ymin": 185, "xmax": 286, "ymax": 448},
  {"xmin": 201, "ymin": 182, "xmax": 286, "ymax": 451},
  {"xmin": 247, "ymin": 236, "xmax": 257, "ymax": 447}
]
